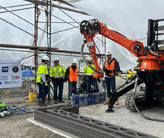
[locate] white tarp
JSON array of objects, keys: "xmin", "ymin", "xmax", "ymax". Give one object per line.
[
  {"xmin": 0, "ymin": 0, "xmax": 94, "ymax": 70},
  {"xmin": 0, "ymin": 0, "xmax": 164, "ymax": 71},
  {"xmin": 0, "ymin": 60, "xmax": 22, "ymax": 88},
  {"xmin": 65, "ymin": 0, "xmax": 164, "ymax": 70}
]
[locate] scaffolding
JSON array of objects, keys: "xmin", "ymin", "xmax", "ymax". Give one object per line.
[{"xmin": 0, "ymin": 0, "xmax": 106, "ymax": 101}]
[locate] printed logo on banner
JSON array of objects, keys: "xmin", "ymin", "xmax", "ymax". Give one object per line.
[
  {"xmin": 0, "ymin": 82, "xmax": 2, "ymax": 85},
  {"xmin": 4, "ymin": 81, "xmax": 19, "ymax": 84},
  {"xmin": 2, "ymin": 67, "xmax": 8, "ymax": 72},
  {"xmin": 12, "ymin": 66, "xmax": 19, "ymax": 73},
  {"xmin": 10, "ymin": 81, "xmax": 19, "ymax": 84},
  {"xmin": 11, "ymin": 75, "xmax": 20, "ymax": 80},
  {"xmin": 0, "ymin": 76, "xmax": 8, "ymax": 80},
  {"xmin": 4, "ymin": 81, "xmax": 9, "ymax": 84}
]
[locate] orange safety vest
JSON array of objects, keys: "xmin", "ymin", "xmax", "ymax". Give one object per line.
[
  {"xmin": 69, "ymin": 66, "xmax": 78, "ymax": 82},
  {"xmin": 104, "ymin": 59, "xmax": 116, "ymax": 75}
]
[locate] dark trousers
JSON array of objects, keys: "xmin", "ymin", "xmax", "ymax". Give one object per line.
[
  {"xmin": 54, "ymin": 82, "xmax": 64, "ymax": 101},
  {"xmin": 68, "ymin": 81, "xmax": 78, "ymax": 100},
  {"xmin": 37, "ymin": 83, "xmax": 49, "ymax": 103},
  {"xmin": 86, "ymin": 81, "xmax": 99, "ymax": 93},
  {"xmin": 105, "ymin": 76, "xmax": 116, "ymax": 98}
]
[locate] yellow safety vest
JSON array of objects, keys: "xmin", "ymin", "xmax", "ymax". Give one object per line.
[
  {"xmin": 84, "ymin": 64, "xmax": 95, "ymax": 74},
  {"xmin": 36, "ymin": 63, "xmax": 48, "ymax": 83},
  {"xmin": 50, "ymin": 65, "xmax": 65, "ymax": 78}
]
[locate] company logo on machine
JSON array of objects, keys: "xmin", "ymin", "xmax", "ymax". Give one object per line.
[
  {"xmin": 12, "ymin": 66, "xmax": 19, "ymax": 73},
  {"xmin": 11, "ymin": 75, "xmax": 20, "ymax": 80},
  {"xmin": 2, "ymin": 67, "xmax": 8, "ymax": 72},
  {"xmin": 0, "ymin": 76, "xmax": 8, "ymax": 80},
  {"xmin": 0, "ymin": 82, "xmax": 2, "ymax": 85},
  {"xmin": 144, "ymin": 63, "xmax": 146, "ymax": 66}
]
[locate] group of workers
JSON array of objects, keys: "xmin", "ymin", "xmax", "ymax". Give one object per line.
[{"xmin": 36, "ymin": 50, "xmax": 120, "ymax": 106}]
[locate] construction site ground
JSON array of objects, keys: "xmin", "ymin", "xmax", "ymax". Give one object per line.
[{"xmin": 1, "ymin": 78, "xmax": 164, "ymax": 138}]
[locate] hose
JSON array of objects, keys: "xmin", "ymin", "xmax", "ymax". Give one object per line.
[
  {"xmin": 147, "ymin": 46, "xmax": 161, "ymax": 58},
  {"xmin": 81, "ymin": 43, "xmax": 103, "ymax": 74},
  {"xmin": 133, "ymin": 75, "xmax": 164, "ymax": 122},
  {"xmin": 92, "ymin": 38, "xmax": 105, "ymax": 71},
  {"xmin": 7, "ymin": 105, "xmax": 32, "ymax": 115}
]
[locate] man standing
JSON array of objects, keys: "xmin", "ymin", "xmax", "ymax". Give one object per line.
[
  {"xmin": 65, "ymin": 59, "xmax": 78, "ymax": 101},
  {"xmin": 103, "ymin": 50, "xmax": 120, "ymax": 105},
  {"xmin": 50, "ymin": 57, "xmax": 65, "ymax": 104},
  {"xmin": 36, "ymin": 55, "xmax": 49, "ymax": 106},
  {"xmin": 84, "ymin": 56, "xmax": 99, "ymax": 93}
]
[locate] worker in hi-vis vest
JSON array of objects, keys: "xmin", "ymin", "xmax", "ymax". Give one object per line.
[
  {"xmin": 84, "ymin": 56, "xmax": 99, "ymax": 93},
  {"xmin": 65, "ymin": 59, "xmax": 78, "ymax": 101},
  {"xmin": 103, "ymin": 50, "xmax": 120, "ymax": 106},
  {"xmin": 36, "ymin": 55, "xmax": 50, "ymax": 106},
  {"xmin": 50, "ymin": 57, "xmax": 65, "ymax": 104}
]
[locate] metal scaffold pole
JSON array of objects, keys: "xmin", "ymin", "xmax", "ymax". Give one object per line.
[
  {"xmin": 102, "ymin": 23, "xmax": 106, "ymax": 60},
  {"xmin": 34, "ymin": 4, "xmax": 39, "ymax": 86},
  {"xmin": 46, "ymin": 0, "xmax": 52, "ymax": 102}
]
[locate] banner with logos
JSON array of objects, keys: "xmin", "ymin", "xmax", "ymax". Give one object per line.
[{"xmin": 0, "ymin": 60, "xmax": 22, "ymax": 88}]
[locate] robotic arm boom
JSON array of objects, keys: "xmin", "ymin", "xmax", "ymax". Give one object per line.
[
  {"xmin": 80, "ymin": 19, "xmax": 162, "ymax": 78},
  {"xmin": 80, "ymin": 19, "xmax": 144, "ymax": 57}
]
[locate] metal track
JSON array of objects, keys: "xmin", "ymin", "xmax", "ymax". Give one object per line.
[
  {"xmin": 125, "ymin": 93, "xmax": 145, "ymax": 112},
  {"xmin": 34, "ymin": 105, "xmax": 158, "ymax": 138}
]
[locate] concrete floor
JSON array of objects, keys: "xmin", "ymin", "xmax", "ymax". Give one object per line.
[{"xmin": 1, "ymin": 77, "xmax": 164, "ymax": 138}]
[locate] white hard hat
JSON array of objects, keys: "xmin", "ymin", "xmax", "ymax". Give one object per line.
[
  {"xmin": 72, "ymin": 59, "xmax": 77, "ymax": 63},
  {"xmin": 105, "ymin": 50, "xmax": 112, "ymax": 55},
  {"xmin": 86, "ymin": 56, "xmax": 92, "ymax": 61},
  {"xmin": 53, "ymin": 57, "xmax": 59, "ymax": 61},
  {"xmin": 42, "ymin": 55, "xmax": 49, "ymax": 61}
]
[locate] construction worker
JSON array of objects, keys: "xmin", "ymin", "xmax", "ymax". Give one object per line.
[
  {"xmin": 50, "ymin": 57, "xmax": 65, "ymax": 104},
  {"xmin": 65, "ymin": 59, "xmax": 78, "ymax": 101},
  {"xmin": 84, "ymin": 56, "xmax": 99, "ymax": 93},
  {"xmin": 103, "ymin": 50, "xmax": 120, "ymax": 105},
  {"xmin": 36, "ymin": 55, "xmax": 49, "ymax": 106}
]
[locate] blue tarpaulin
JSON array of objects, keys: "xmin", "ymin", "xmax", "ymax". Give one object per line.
[{"xmin": 22, "ymin": 69, "xmax": 34, "ymax": 79}]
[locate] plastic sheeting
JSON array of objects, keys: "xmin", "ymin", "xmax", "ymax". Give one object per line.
[
  {"xmin": 66, "ymin": 0, "xmax": 164, "ymax": 70},
  {"xmin": 1, "ymin": 0, "xmax": 164, "ymax": 71},
  {"xmin": 0, "ymin": 0, "xmax": 94, "ymax": 69}
]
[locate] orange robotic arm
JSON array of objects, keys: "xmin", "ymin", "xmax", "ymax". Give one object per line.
[
  {"xmin": 83, "ymin": 35, "xmax": 104, "ymax": 78},
  {"xmin": 81, "ymin": 20, "xmax": 145, "ymax": 57},
  {"xmin": 97, "ymin": 21, "xmax": 145, "ymax": 57},
  {"xmin": 80, "ymin": 20, "xmax": 143, "ymax": 78},
  {"xmin": 80, "ymin": 19, "xmax": 163, "ymax": 78}
]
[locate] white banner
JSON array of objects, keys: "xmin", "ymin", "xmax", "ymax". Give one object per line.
[{"xmin": 0, "ymin": 60, "xmax": 22, "ymax": 88}]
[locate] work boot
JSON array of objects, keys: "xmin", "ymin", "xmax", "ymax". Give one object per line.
[
  {"xmin": 115, "ymin": 100, "xmax": 119, "ymax": 105},
  {"xmin": 105, "ymin": 108, "xmax": 114, "ymax": 113},
  {"xmin": 59, "ymin": 100, "xmax": 64, "ymax": 103},
  {"xmin": 104, "ymin": 98, "xmax": 110, "ymax": 105},
  {"xmin": 38, "ymin": 98, "xmax": 43, "ymax": 106},
  {"xmin": 54, "ymin": 100, "xmax": 58, "ymax": 104},
  {"xmin": 43, "ymin": 103, "xmax": 47, "ymax": 106}
]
